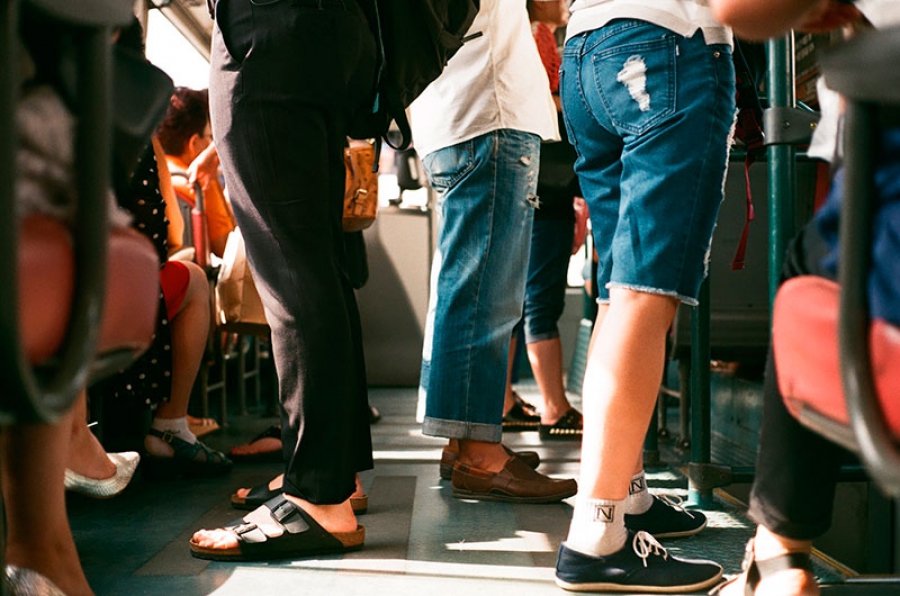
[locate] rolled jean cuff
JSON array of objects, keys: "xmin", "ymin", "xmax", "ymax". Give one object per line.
[{"xmin": 423, "ymin": 417, "xmax": 502, "ymax": 443}]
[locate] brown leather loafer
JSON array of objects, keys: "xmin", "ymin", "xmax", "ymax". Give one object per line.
[
  {"xmin": 439, "ymin": 445, "xmax": 540, "ymax": 480},
  {"xmin": 451, "ymin": 456, "xmax": 577, "ymax": 503}
]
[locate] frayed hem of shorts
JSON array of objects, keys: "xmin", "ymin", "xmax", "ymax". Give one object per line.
[{"xmin": 606, "ymin": 282, "xmax": 699, "ymax": 306}]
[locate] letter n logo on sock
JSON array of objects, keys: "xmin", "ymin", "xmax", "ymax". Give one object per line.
[
  {"xmin": 592, "ymin": 505, "xmax": 615, "ymax": 523},
  {"xmin": 629, "ymin": 477, "xmax": 646, "ymax": 495}
]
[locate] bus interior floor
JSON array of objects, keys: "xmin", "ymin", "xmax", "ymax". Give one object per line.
[{"xmin": 67, "ymin": 384, "xmax": 852, "ymax": 596}]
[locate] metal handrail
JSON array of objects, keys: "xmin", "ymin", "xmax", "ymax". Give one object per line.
[{"xmin": 823, "ymin": 25, "xmax": 900, "ymax": 497}]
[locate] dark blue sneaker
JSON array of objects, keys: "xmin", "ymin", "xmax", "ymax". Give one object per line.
[
  {"xmin": 555, "ymin": 531, "xmax": 723, "ymax": 593},
  {"xmin": 625, "ymin": 494, "xmax": 708, "ymax": 539}
]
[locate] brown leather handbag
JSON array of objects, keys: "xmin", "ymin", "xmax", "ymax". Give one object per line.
[{"xmin": 343, "ymin": 141, "xmax": 379, "ymax": 232}]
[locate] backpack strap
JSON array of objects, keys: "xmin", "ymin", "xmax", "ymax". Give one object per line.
[{"xmin": 731, "ymin": 40, "xmax": 766, "ymax": 271}]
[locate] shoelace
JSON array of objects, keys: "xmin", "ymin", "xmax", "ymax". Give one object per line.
[
  {"xmin": 658, "ymin": 494, "xmax": 697, "ymax": 519},
  {"xmin": 632, "ymin": 531, "xmax": 669, "ymax": 568}
]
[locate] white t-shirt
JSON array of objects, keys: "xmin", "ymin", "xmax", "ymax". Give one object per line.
[
  {"xmin": 408, "ymin": 0, "xmax": 560, "ymax": 159},
  {"xmin": 566, "ymin": 0, "xmax": 733, "ymax": 46}
]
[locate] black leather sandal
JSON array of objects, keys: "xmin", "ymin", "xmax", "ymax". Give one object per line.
[
  {"xmin": 502, "ymin": 393, "xmax": 540, "ymax": 431},
  {"xmin": 190, "ymin": 495, "xmax": 365, "ymax": 561},
  {"xmin": 143, "ymin": 428, "xmax": 233, "ymax": 479},
  {"xmin": 228, "ymin": 424, "xmax": 283, "ymax": 463},
  {"xmin": 538, "ymin": 408, "xmax": 583, "ymax": 441},
  {"xmin": 711, "ymin": 539, "xmax": 814, "ymax": 595}
]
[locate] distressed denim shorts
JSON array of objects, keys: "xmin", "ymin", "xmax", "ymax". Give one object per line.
[{"xmin": 560, "ymin": 19, "xmax": 736, "ymax": 305}]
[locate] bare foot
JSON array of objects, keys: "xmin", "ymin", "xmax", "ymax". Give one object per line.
[
  {"xmin": 191, "ymin": 495, "xmax": 357, "ymax": 551},
  {"xmin": 353, "ymin": 474, "xmax": 366, "ymax": 499},
  {"xmin": 719, "ymin": 529, "xmax": 820, "ymax": 596},
  {"xmin": 66, "ymin": 423, "xmax": 115, "ymax": 481},
  {"xmin": 6, "ymin": 539, "xmax": 95, "ymax": 596},
  {"xmin": 718, "ymin": 567, "xmax": 819, "ymax": 596}
]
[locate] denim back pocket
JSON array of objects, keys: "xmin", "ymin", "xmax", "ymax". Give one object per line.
[
  {"xmin": 422, "ymin": 140, "xmax": 476, "ymax": 191},
  {"xmin": 591, "ymin": 35, "xmax": 676, "ymax": 136}
]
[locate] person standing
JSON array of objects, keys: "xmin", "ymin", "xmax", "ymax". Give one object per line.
[
  {"xmin": 189, "ymin": 0, "xmax": 377, "ymax": 560},
  {"xmin": 554, "ymin": 0, "xmax": 736, "ymax": 591},
  {"xmin": 411, "ymin": 0, "xmax": 578, "ymax": 503}
]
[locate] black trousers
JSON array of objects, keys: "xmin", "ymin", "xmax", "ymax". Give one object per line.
[
  {"xmin": 210, "ymin": 0, "xmax": 376, "ymax": 503},
  {"xmin": 747, "ymin": 222, "xmax": 850, "ymax": 540}
]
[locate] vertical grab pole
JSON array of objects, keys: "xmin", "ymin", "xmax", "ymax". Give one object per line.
[
  {"xmin": 766, "ymin": 35, "xmax": 798, "ymax": 306},
  {"xmin": 687, "ymin": 278, "xmax": 714, "ymax": 508}
]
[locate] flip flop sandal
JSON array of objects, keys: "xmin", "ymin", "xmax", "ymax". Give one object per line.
[
  {"xmin": 229, "ymin": 424, "xmax": 283, "ymax": 463},
  {"xmin": 501, "ymin": 393, "xmax": 540, "ymax": 431},
  {"xmin": 231, "ymin": 482, "xmax": 369, "ymax": 514},
  {"xmin": 711, "ymin": 539, "xmax": 814, "ymax": 595},
  {"xmin": 189, "ymin": 495, "xmax": 365, "ymax": 562},
  {"xmin": 538, "ymin": 408, "xmax": 583, "ymax": 441},
  {"xmin": 187, "ymin": 415, "xmax": 220, "ymax": 438},
  {"xmin": 143, "ymin": 428, "xmax": 233, "ymax": 479}
]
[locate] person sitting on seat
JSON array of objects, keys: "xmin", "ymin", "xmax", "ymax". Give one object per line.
[
  {"xmin": 6, "ymin": 9, "xmax": 150, "ymax": 592},
  {"xmin": 708, "ymin": 1, "xmax": 897, "ymax": 595},
  {"xmin": 156, "ymin": 86, "xmax": 235, "ymax": 259},
  {"xmin": 89, "ymin": 20, "xmax": 232, "ymax": 480}
]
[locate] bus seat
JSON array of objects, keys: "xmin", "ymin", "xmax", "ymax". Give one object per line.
[
  {"xmin": 18, "ymin": 214, "xmax": 159, "ymax": 371},
  {"xmin": 772, "ymin": 24, "xmax": 900, "ymax": 498},
  {"xmin": 2, "ymin": 0, "xmax": 172, "ymax": 425},
  {"xmin": 773, "ymin": 275, "xmax": 900, "ymax": 451}
]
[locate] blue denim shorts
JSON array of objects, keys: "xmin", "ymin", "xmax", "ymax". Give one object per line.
[{"xmin": 561, "ymin": 19, "xmax": 736, "ymax": 305}]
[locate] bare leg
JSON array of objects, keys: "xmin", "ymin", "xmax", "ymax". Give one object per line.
[
  {"xmin": 66, "ymin": 389, "xmax": 115, "ymax": 480},
  {"xmin": 154, "ymin": 263, "xmax": 208, "ymax": 422},
  {"xmin": 503, "ymin": 335, "xmax": 518, "ymax": 415},
  {"xmin": 3, "ymin": 408, "xmax": 95, "ymax": 596},
  {"xmin": 526, "ymin": 337, "xmax": 574, "ymax": 425},
  {"xmin": 579, "ymin": 288, "xmax": 677, "ymax": 500},
  {"xmin": 147, "ymin": 263, "xmax": 208, "ymax": 455}
]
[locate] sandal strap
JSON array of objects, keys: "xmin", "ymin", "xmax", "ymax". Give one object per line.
[
  {"xmin": 146, "ymin": 428, "xmax": 229, "ymax": 465},
  {"xmin": 744, "ymin": 549, "xmax": 813, "ymax": 596},
  {"xmin": 754, "ymin": 553, "xmax": 813, "ymax": 577},
  {"xmin": 227, "ymin": 496, "xmax": 343, "ymax": 554},
  {"xmin": 249, "ymin": 424, "xmax": 282, "ymax": 444}
]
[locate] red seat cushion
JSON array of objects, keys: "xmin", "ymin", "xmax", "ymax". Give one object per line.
[
  {"xmin": 18, "ymin": 213, "xmax": 160, "ymax": 367},
  {"xmin": 772, "ymin": 275, "xmax": 900, "ymax": 448}
]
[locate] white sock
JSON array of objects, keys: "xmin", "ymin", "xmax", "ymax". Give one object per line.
[
  {"xmin": 624, "ymin": 471, "xmax": 654, "ymax": 515},
  {"xmin": 565, "ymin": 497, "xmax": 628, "ymax": 557},
  {"xmin": 145, "ymin": 417, "xmax": 197, "ymax": 456}
]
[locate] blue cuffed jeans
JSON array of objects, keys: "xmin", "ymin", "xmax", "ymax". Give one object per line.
[{"xmin": 419, "ymin": 129, "xmax": 540, "ymax": 442}]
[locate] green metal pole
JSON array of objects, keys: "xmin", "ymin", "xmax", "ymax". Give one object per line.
[
  {"xmin": 688, "ymin": 278, "xmax": 716, "ymax": 508},
  {"xmin": 766, "ymin": 35, "xmax": 798, "ymax": 306}
]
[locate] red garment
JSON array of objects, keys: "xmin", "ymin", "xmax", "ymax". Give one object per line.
[
  {"xmin": 160, "ymin": 260, "xmax": 190, "ymax": 320},
  {"xmin": 534, "ymin": 23, "xmax": 561, "ymax": 94}
]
